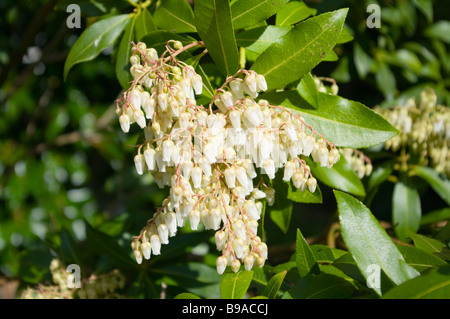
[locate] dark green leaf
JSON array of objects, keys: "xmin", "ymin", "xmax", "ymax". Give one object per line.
[
  {"xmin": 135, "ymin": 8, "xmax": 156, "ymax": 41},
  {"xmin": 153, "ymin": 0, "xmax": 196, "ymax": 33},
  {"xmin": 252, "ymin": 9, "xmax": 348, "ymax": 90},
  {"xmin": 375, "ymin": 62, "xmax": 396, "ymax": 101},
  {"xmin": 261, "ymin": 90, "xmax": 398, "ymax": 148},
  {"xmin": 269, "ymin": 199, "xmax": 292, "ymax": 234},
  {"xmin": 305, "ymin": 155, "xmax": 366, "ymax": 197},
  {"xmin": 396, "ymin": 244, "xmax": 447, "ymax": 273},
  {"xmin": 407, "ymin": 232, "xmax": 450, "ymax": 260},
  {"xmin": 231, "ymin": 0, "xmax": 289, "ymax": 30},
  {"xmin": 195, "ymin": 0, "xmax": 239, "ymax": 76},
  {"xmin": 392, "ymin": 180, "xmax": 422, "ymax": 242},
  {"xmin": 85, "ymin": 221, "xmax": 137, "ymax": 269},
  {"xmin": 335, "ymin": 190, "xmax": 420, "ymax": 295},
  {"xmin": 220, "ymin": 271, "xmax": 254, "ymax": 299},
  {"xmin": 262, "ymin": 271, "xmax": 287, "ymax": 299},
  {"xmin": 235, "ymin": 26, "xmax": 292, "ymax": 54},
  {"xmin": 296, "ymin": 228, "xmax": 319, "ymax": 277},
  {"xmin": 284, "ymin": 273, "xmax": 355, "ymax": 299},
  {"xmin": 296, "ymin": 72, "xmax": 319, "ymax": 108},
  {"xmin": 116, "ymin": 14, "xmax": 137, "ymax": 89},
  {"xmin": 310, "ymin": 244, "xmax": 347, "ymax": 263},
  {"xmin": 64, "ymin": 14, "xmax": 131, "ymax": 80},
  {"xmin": 275, "ymin": 1, "xmax": 317, "ymax": 27},
  {"xmin": 383, "ymin": 265, "xmax": 450, "ymax": 299},
  {"xmin": 412, "ymin": 165, "xmax": 450, "ymax": 206}
]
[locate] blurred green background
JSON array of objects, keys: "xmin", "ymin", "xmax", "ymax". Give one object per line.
[{"xmin": 0, "ymin": 0, "xmax": 448, "ymax": 298}]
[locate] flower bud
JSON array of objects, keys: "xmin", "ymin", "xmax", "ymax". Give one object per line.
[{"xmin": 119, "ymin": 114, "xmax": 130, "ymax": 133}]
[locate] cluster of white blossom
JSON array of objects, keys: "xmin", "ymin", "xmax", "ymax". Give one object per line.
[
  {"xmin": 21, "ymin": 259, "xmax": 125, "ymax": 299},
  {"xmin": 340, "ymin": 148, "xmax": 373, "ymax": 179},
  {"xmin": 376, "ymin": 88, "xmax": 450, "ymax": 176},
  {"xmin": 117, "ymin": 41, "xmax": 340, "ymax": 274}
]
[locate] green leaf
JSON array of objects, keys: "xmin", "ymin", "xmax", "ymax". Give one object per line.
[
  {"xmin": 424, "ymin": 21, "xmax": 450, "ymax": 43},
  {"xmin": 396, "ymin": 245, "xmax": 447, "ymax": 273},
  {"xmin": 366, "ymin": 161, "xmax": 394, "ymax": 193},
  {"xmin": 305, "ymin": 154, "xmax": 366, "ymax": 197},
  {"xmin": 135, "ymin": 8, "xmax": 156, "ymax": 41},
  {"xmin": 174, "ymin": 293, "xmax": 202, "ymax": 299},
  {"xmin": 231, "ymin": 0, "xmax": 289, "ymax": 30},
  {"xmin": 375, "ymin": 62, "xmax": 396, "ymax": 101},
  {"xmin": 251, "ymin": 8, "xmax": 348, "ymax": 90},
  {"xmin": 260, "ymin": 90, "xmax": 398, "ymax": 148},
  {"xmin": 153, "ymin": 0, "xmax": 196, "ymax": 33},
  {"xmin": 296, "ymin": 72, "xmax": 319, "ymax": 108},
  {"xmin": 262, "ymin": 271, "xmax": 287, "ymax": 299},
  {"xmin": 116, "ymin": 14, "xmax": 137, "ymax": 89},
  {"xmin": 383, "ymin": 265, "xmax": 450, "ymax": 299},
  {"xmin": 336, "ymin": 25, "xmax": 354, "ymax": 44},
  {"xmin": 310, "ymin": 244, "xmax": 347, "ymax": 263},
  {"xmin": 296, "ymin": 228, "xmax": 319, "ymax": 278},
  {"xmin": 392, "ymin": 180, "xmax": 422, "ymax": 242},
  {"xmin": 412, "ymin": 165, "xmax": 450, "ymax": 206},
  {"xmin": 284, "ymin": 273, "xmax": 355, "ymax": 299},
  {"xmin": 353, "ymin": 43, "xmax": 373, "ymax": 79},
  {"xmin": 335, "ymin": 190, "xmax": 420, "ymax": 295},
  {"xmin": 407, "ymin": 232, "xmax": 450, "ymax": 260},
  {"xmin": 421, "ymin": 208, "xmax": 450, "ymax": 226},
  {"xmin": 160, "ymin": 262, "xmax": 221, "ymax": 298},
  {"xmin": 195, "ymin": 0, "xmax": 239, "ymax": 76},
  {"xmin": 412, "ymin": 0, "xmax": 433, "ymax": 24},
  {"xmin": 235, "ymin": 26, "xmax": 292, "ymax": 54},
  {"xmin": 64, "ymin": 14, "xmax": 131, "ymax": 80},
  {"xmin": 269, "ymin": 198, "xmax": 293, "ymax": 234},
  {"xmin": 220, "ymin": 271, "xmax": 254, "ymax": 299},
  {"xmin": 275, "ymin": 1, "xmax": 317, "ymax": 27},
  {"xmin": 85, "ymin": 220, "xmax": 137, "ymax": 269}
]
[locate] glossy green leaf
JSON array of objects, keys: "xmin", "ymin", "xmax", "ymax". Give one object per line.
[
  {"xmin": 412, "ymin": 165, "xmax": 450, "ymax": 206},
  {"xmin": 335, "ymin": 190, "xmax": 420, "ymax": 295},
  {"xmin": 269, "ymin": 199, "xmax": 292, "ymax": 234},
  {"xmin": 275, "ymin": 1, "xmax": 317, "ymax": 27},
  {"xmin": 251, "ymin": 8, "xmax": 348, "ymax": 90},
  {"xmin": 260, "ymin": 90, "xmax": 398, "ymax": 148},
  {"xmin": 383, "ymin": 265, "xmax": 450, "ymax": 299},
  {"xmin": 220, "ymin": 271, "xmax": 254, "ymax": 299},
  {"xmin": 153, "ymin": 0, "xmax": 196, "ymax": 33},
  {"xmin": 396, "ymin": 244, "xmax": 447, "ymax": 273},
  {"xmin": 116, "ymin": 14, "xmax": 137, "ymax": 89},
  {"xmin": 195, "ymin": 0, "xmax": 239, "ymax": 76},
  {"xmin": 305, "ymin": 155, "xmax": 366, "ymax": 197},
  {"xmin": 135, "ymin": 8, "xmax": 156, "ymax": 41},
  {"xmin": 392, "ymin": 180, "xmax": 422, "ymax": 242},
  {"xmin": 64, "ymin": 14, "xmax": 130, "ymax": 80},
  {"xmin": 235, "ymin": 26, "xmax": 292, "ymax": 54},
  {"xmin": 284, "ymin": 273, "xmax": 355, "ymax": 299},
  {"xmin": 310, "ymin": 244, "xmax": 347, "ymax": 263},
  {"xmin": 296, "ymin": 228, "xmax": 319, "ymax": 278},
  {"xmin": 366, "ymin": 161, "xmax": 394, "ymax": 193},
  {"xmin": 231, "ymin": 0, "xmax": 289, "ymax": 30},
  {"xmin": 262, "ymin": 271, "xmax": 287, "ymax": 299},
  {"xmin": 408, "ymin": 232, "xmax": 450, "ymax": 260},
  {"xmin": 336, "ymin": 25, "xmax": 354, "ymax": 44},
  {"xmin": 296, "ymin": 72, "xmax": 319, "ymax": 108}
]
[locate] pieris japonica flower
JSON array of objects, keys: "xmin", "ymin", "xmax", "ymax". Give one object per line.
[{"xmin": 116, "ymin": 41, "xmax": 340, "ymax": 274}]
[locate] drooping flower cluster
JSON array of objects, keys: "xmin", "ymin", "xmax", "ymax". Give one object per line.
[
  {"xmin": 116, "ymin": 41, "xmax": 340, "ymax": 274},
  {"xmin": 340, "ymin": 148, "xmax": 373, "ymax": 179},
  {"xmin": 21, "ymin": 259, "xmax": 125, "ymax": 299},
  {"xmin": 375, "ymin": 88, "xmax": 450, "ymax": 176}
]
